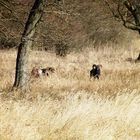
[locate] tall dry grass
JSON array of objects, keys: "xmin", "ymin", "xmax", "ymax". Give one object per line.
[{"xmin": 0, "ymin": 41, "xmax": 140, "ymax": 140}]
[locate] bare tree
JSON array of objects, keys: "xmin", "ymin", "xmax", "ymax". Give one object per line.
[
  {"xmin": 104, "ymin": 0, "xmax": 140, "ymax": 60},
  {"xmin": 13, "ymin": 0, "xmax": 45, "ymax": 91},
  {"xmin": 123, "ymin": 0, "xmax": 140, "ymax": 32},
  {"xmin": 104, "ymin": 0, "xmax": 140, "ymax": 31}
]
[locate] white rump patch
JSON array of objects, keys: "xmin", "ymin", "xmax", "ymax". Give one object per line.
[{"xmin": 38, "ymin": 69, "xmax": 42, "ymax": 75}]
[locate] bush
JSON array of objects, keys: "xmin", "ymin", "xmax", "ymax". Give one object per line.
[
  {"xmin": 0, "ymin": 37, "xmax": 17, "ymax": 49},
  {"xmin": 55, "ymin": 41, "xmax": 69, "ymax": 57}
]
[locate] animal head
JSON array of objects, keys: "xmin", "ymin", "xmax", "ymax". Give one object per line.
[
  {"xmin": 92, "ymin": 64, "xmax": 102, "ymax": 69},
  {"xmin": 92, "ymin": 64, "xmax": 97, "ymax": 69}
]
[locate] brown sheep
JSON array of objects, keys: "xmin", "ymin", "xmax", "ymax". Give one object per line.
[{"xmin": 31, "ymin": 66, "xmax": 55, "ymax": 78}]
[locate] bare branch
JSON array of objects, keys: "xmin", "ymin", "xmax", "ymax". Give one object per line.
[
  {"xmin": 104, "ymin": 0, "xmax": 140, "ymax": 32},
  {"xmin": 117, "ymin": 2, "xmax": 140, "ymax": 30},
  {"xmin": 104, "ymin": 0, "xmax": 120, "ymax": 19},
  {"xmin": 0, "ymin": 0, "xmax": 12, "ymax": 12},
  {"xmin": 123, "ymin": 1, "xmax": 136, "ymax": 13},
  {"xmin": 0, "ymin": 0, "xmax": 24, "ymax": 27}
]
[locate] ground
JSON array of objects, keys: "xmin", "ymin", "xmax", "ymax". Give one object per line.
[{"xmin": 0, "ymin": 41, "xmax": 140, "ymax": 140}]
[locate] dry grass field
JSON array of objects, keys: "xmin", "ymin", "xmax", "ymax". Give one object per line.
[{"xmin": 0, "ymin": 41, "xmax": 140, "ymax": 140}]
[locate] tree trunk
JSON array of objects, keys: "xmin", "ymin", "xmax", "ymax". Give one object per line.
[{"xmin": 13, "ymin": 0, "xmax": 45, "ymax": 91}]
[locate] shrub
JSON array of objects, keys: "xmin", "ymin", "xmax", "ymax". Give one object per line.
[
  {"xmin": 55, "ymin": 41, "xmax": 69, "ymax": 57},
  {"xmin": 0, "ymin": 37, "xmax": 17, "ymax": 49}
]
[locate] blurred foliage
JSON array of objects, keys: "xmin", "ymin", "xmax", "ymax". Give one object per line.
[{"xmin": 0, "ymin": 0, "xmax": 138, "ymax": 52}]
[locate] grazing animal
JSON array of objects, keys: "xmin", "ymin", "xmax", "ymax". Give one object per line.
[
  {"xmin": 31, "ymin": 67, "xmax": 42, "ymax": 78},
  {"xmin": 90, "ymin": 64, "xmax": 102, "ymax": 79},
  {"xmin": 31, "ymin": 66, "xmax": 55, "ymax": 78}
]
